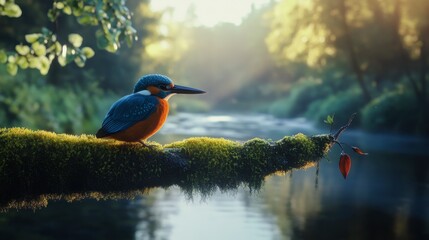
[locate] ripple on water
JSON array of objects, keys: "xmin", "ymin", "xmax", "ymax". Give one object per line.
[{"xmin": 160, "ymin": 112, "xmax": 316, "ymax": 139}]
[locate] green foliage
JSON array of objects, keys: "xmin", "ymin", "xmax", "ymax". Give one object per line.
[
  {"xmin": 0, "ymin": 0, "xmax": 137, "ymax": 75},
  {"xmin": 0, "ymin": 50, "xmax": 7, "ymax": 63},
  {"xmin": 47, "ymin": 0, "xmax": 137, "ymax": 52},
  {"xmin": 0, "ymin": 66, "xmax": 117, "ymax": 133},
  {"xmin": 324, "ymin": 114, "xmax": 334, "ymax": 125},
  {"xmin": 264, "ymin": 0, "xmax": 428, "ymax": 135},
  {"xmin": 269, "ymin": 78, "xmax": 331, "ymax": 118},
  {"xmin": 0, "ymin": 0, "xmax": 160, "ymax": 132},
  {"xmin": 0, "ymin": 0, "xmax": 21, "ymax": 18},
  {"xmin": 0, "ymin": 128, "xmax": 332, "ymax": 209},
  {"xmin": 46, "ymin": 0, "xmax": 159, "ymax": 92},
  {"xmin": 3, "ymin": 27, "xmax": 95, "ymax": 75},
  {"xmin": 305, "ymin": 88, "xmax": 365, "ymax": 127},
  {"xmin": 362, "ymin": 91, "xmax": 424, "ymax": 134}
]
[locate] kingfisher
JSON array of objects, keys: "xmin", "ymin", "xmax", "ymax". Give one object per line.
[{"xmin": 96, "ymin": 74, "xmax": 205, "ymax": 145}]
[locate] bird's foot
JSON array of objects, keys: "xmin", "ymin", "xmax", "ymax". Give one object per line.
[{"xmin": 138, "ymin": 140, "xmax": 155, "ymax": 149}]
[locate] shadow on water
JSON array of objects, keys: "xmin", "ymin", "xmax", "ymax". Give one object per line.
[
  {"xmin": 0, "ymin": 173, "xmax": 270, "ymax": 212},
  {"xmin": 0, "ymin": 200, "xmax": 141, "ymax": 240},
  {"xmin": 0, "ymin": 113, "xmax": 428, "ymax": 239}
]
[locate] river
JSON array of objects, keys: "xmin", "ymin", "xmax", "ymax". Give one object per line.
[{"xmin": 0, "ymin": 113, "xmax": 428, "ymax": 239}]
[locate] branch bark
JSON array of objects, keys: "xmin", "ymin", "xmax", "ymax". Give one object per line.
[{"xmin": 333, "ymin": 112, "xmax": 356, "ymax": 141}]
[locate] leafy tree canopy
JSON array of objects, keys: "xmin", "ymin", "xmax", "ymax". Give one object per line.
[
  {"xmin": 0, "ymin": 0, "xmax": 137, "ymax": 76},
  {"xmin": 266, "ymin": 0, "xmax": 429, "ymax": 104}
]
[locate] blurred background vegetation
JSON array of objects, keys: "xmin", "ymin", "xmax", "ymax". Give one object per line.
[{"xmin": 0, "ymin": 0, "xmax": 428, "ymax": 136}]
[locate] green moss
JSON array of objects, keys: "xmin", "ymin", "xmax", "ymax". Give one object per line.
[
  {"xmin": 0, "ymin": 127, "xmax": 333, "ymax": 210},
  {"xmin": 276, "ymin": 133, "xmax": 319, "ymax": 166}
]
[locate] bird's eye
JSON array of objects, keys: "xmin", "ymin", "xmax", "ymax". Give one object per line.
[{"xmin": 159, "ymin": 85, "xmax": 171, "ymax": 90}]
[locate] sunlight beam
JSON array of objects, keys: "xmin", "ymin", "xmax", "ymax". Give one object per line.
[{"xmin": 150, "ymin": 0, "xmax": 273, "ymax": 27}]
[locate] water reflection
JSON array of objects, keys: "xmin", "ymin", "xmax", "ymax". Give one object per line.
[
  {"xmin": 262, "ymin": 152, "xmax": 429, "ymax": 239},
  {"xmin": 154, "ymin": 113, "xmax": 429, "ymax": 239},
  {"xmin": 133, "ymin": 187, "xmax": 282, "ymax": 240},
  {"xmin": 0, "ymin": 200, "xmax": 140, "ymax": 239},
  {"xmin": 0, "ymin": 113, "xmax": 428, "ymax": 239}
]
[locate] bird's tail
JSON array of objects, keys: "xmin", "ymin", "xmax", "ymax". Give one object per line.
[{"xmin": 95, "ymin": 128, "xmax": 110, "ymax": 138}]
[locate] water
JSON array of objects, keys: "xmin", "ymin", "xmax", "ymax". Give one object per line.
[{"xmin": 0, "ymin": 113, "xmax": 428, "ymax": 239}]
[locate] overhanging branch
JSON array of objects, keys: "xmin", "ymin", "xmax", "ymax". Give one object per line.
[{"xmin": 0, "ymin": 127, "xmax": 333, "ymax": 210}]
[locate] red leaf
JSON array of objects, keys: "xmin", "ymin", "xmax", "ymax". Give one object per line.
[
  {"xmin": 339, "ymin": 153, "xmax": 352, "ymax": 179},
  {"xmin": 352, "ymin": 146, "xmax": 368, "ymax": 155}
]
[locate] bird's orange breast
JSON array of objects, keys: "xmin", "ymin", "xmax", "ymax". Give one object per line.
[{"xmin": 109, "ymin": 98, "xmax": 169, "ymax": 142}]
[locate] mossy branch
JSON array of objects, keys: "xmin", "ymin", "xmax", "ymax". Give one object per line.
[{"xmin": 0, "ymin": 127, "xmax": 333, "ymax": 210}]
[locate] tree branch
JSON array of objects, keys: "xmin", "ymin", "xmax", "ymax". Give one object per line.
[
  {"xmin": 333, "ymin": 113, "xmax": 356, "ymax": 141},
  {"xmin": 0, "ymin": 127, "xmax": 333, "ymax": 210}
]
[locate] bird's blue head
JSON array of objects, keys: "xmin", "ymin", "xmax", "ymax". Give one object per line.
[
  {"xmin": 133, "ymin": 74, "xmax": 205, "ymax": 99},
  {"xmin": 134, "ymin": 74, "xmax": 172, "ymax": 93}
]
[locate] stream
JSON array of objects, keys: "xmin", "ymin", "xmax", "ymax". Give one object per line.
[{"xmin": 0, "ymin": 112, "xmax": 427, "ymax": 239}]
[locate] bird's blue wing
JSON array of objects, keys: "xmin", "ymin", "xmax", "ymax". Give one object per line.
[{"xmin": 100, "ymin": 94, "xmax": 159, "ymax": 135}]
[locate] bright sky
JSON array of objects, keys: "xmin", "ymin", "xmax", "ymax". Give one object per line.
[{"xmin": 150, "ymin": 0, "xmax": 273, "ymax": 27}]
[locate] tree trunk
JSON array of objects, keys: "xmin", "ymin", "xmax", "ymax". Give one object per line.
[
  {"xmin": 419, "ymin": 25, "xmax": 429, "ymax": 134},
  {"xmin": 338, "ymin": 0, "xmax": 372, "ymax": 102},
  {"xmin": 419, "ymin": 26, "xmax": 428, "ymax": 107},
  {"xmin": 391, "ymin": 0, "xmax": 423, "ymax": 102}
]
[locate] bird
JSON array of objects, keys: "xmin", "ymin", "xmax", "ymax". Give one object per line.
[{"xmin": 96, "ymin": 74, "xmax": 205, "ymax": 145}]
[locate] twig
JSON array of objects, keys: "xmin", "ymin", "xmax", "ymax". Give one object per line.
[{"xmin": 333, "ymin": 113, "xmax": 356, "ymax": 141}]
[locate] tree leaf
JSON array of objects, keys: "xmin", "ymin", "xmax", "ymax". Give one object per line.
[
  {"xmin": 63, "ymin": 6, "xmax": 72, "ymax": 15},
  {"xmin": 54, "ymin": 42, "xmax": 62, "ymax": 55},
  {"xmin": 0, "ymin": 50, "xmax": 7, "ymax": 63},
  {"xmin": 7, "ymin": 55, "xmax": 16, "ymax": 63},
  {"xmin": 105, "ymin": 43, "xmax": 118, "ymax": 53},
  {"xmin": 3, "ymin": 3, "xmax": 22, "ymax": 18},
  {"xmin": 74, "ymin": 56, "xmax": 86, "ymax": 67},
  {"xmin": 32, "ymin": 42, "xmax": 46, "ymax": 56},
  {"xmin": 39, "ymin": 56, "xmax": 51, "ymax": 75},
  {"xmin": 55, "ymin": 2, "xmax": 64, "ymax": 9},
  {"xmin": 339, "ymin": 152, "xmax": 351, "ymax": 179},
  {"xmin": 81, "ymin": 47, "xmax": 95, "ymax": 58},
  {"xmin": 96, "ymin": 30, "xmax": 109, "ymax": 49},
  {"xmin": 15, "ymin": 45, "xmax": 30, "ymax": 55},
  {"xmin": 17, "ymin": 56, "xmax": 28, "ymax": 69},
  {"xmin": 324, "ymin": 114, "xmax": 334, "ymax": 125},
  {"xmin": 352, "ymin": 146, "xmax": 368, "ymax": 155},
  {"xmin": 6, "ymin": 63, "xmax": 18, "ymax": 75},
  {"xmin": 25, "ymin": 33, "xmax": 41, "ymax": 43},
  {"xmin": 28, "ymin": 56, "xmax": 42, "ymax": 69},
  {"xmin": 47, "ymin": 9, "xmax": 56, "ymax": 21},
  {"xmin": 78, "ymin": 15, "xmax": 98, "ymax": 25},
  {"xmin": 57, "ymin": 55, "xmax": 67, "ymax": 66},
  {"xmin": 68, "ymin": 34, "xmax": 83, "ymax": 48}
]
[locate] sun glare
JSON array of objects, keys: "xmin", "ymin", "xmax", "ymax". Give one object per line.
[{"xmin": 150, "ymin": 0, "xmax": 273, "ymax": 27}]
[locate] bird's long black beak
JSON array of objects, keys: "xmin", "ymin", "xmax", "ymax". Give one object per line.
[{"xmin": 169, "ymin": 84, "xmax": 206, "ymax": 94}]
